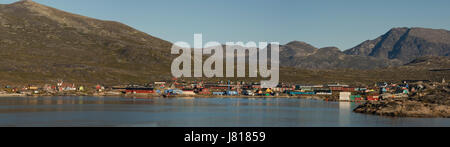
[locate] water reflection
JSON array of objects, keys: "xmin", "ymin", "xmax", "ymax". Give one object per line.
[
  {"xmin": 0, "ymin": 97, "xmax": 448, "ymax": 127},
  {"xmin": 339, "ymin": 102, "xmax": 351, "ymax": 127}
]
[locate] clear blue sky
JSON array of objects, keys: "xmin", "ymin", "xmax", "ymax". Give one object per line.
[{"xmin": 2, "ymin": 0, "xmax": 450, "ymax": 50}]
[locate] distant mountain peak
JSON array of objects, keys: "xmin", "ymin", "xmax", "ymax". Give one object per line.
[
  {"xmin": 285, "ymin": 41, "xmax": 315, "ymax": 47},
  {"xmin": 279, "ymin": 41, "xmax": 399, "ymax": 70},
  {"xmin": 12, "ymin": 0, "xmax": 39, "ymax": 6},
  {"xmin": 8, "ymin": 0, "xmax": 51, "ymax": 14},
  {"xmin": 344, "ymin": 27, "xmax": 450, "ymax": 63},
  {"xmin": 283, "ymin": 41, "xmax": 317, "ymax": 51},
  {"xmin": 389, "ymin": 27, "xmax": 409, "ymax": 31}
]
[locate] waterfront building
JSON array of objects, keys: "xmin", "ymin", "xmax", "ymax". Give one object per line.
[{"xmin": 339, "ymin": 92, "xmax": 351, "ymax": 101}]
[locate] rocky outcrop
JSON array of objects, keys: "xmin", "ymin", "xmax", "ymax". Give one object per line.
[
  {"xmin": 354, "ymin": 98, "xmax": 450, "ymax": 118},
  {"xmin": 354, "ymin": 84, "xmax": 450, "ymax": 118}
]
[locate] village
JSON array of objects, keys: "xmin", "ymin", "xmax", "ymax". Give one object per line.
[{"xmin": 0, "ymin": 78, "xmax": 447, "ymax": 102}]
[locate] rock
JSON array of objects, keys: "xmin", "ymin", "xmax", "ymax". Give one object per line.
[{"xmin": 354, "ymin": 84, "xmax": 450, "ymax": 118}]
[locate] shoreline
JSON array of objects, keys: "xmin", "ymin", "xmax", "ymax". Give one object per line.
[
  {"xmin": 0, "ymin": 93, "xmax": 337, "ymax": 100},
  {"xmin": 0, "ymin": 94, "xmax": 27, "ymax": 97},
  {"xmin": 354, "ymin": 99, "xmax": 450, "ymax": 118},
  {"xmin": 0, "ymin": 93, "xmax": 358, "ymax": 103}
]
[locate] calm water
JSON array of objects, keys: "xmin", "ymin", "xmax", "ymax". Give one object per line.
[{"xmin": 0, "ymin": 97, "xmax": 448, "ymax": 127}]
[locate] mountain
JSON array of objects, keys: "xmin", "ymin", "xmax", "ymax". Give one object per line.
[
  {"xmin": 0, "ymin": 0, "xmax": 174, "ymax": 85},
  {"xmin": 278, "ymin": 41, "xmax": 400, "ymax": 69},
  {"xmin": 344, "ymin": 27, "xmax": 450, "ymax": 63},
  {"xmin": 279, "ymin": 41, "xmax": 317, "ymax": 58},
  {"xmin": 0, "ymin": 1, "xmax": 447, "ymax": 85}
]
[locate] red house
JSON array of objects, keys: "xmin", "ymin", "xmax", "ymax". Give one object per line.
[{"xmin": 125, "ymin": 87, "xmax": 154, "ymax": 94}]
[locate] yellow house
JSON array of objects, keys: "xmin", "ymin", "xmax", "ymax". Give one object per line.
[{"xmin": 29, "ymin": 86, "xmax": 38, "ymax": 90}]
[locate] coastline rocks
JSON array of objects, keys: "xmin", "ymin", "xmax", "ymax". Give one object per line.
[
  {"xmin": 354, "ymin": 86, "xmax": 450, "ymax": 118},
  {"xmin": 354, "ymin": 99, "xmax": 450, "ymax": 118}
]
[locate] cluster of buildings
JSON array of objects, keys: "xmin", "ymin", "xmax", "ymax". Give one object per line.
[
  {"xmin": 120, "ymin": 79, "xmax": 440, "ymax": 101},
  {"xmin": 1, "ymin": 79, "xmax": 443, "ymax": 101},
  {"xmin": 1, "ymin": 81, "xmax": 105, "ymax": 96}
]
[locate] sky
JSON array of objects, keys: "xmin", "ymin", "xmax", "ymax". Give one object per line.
[{"xmin": 1, "ymin": 0, "xmax": 450, "ymax": 50}]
